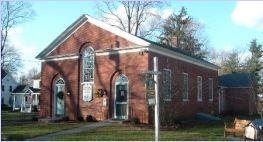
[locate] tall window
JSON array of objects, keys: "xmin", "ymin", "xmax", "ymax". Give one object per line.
[
  {"xmin": 9, "ymin": 86, "xmax": 12, "ymax": 92},
  {"xmin": 1, "ymin": 85, "xmax": 4, "ymax": 92},
  {"xmin": 83, "ymin": 47, "xmax": 94, "ymax": 83},
  {"xmin": 197, "ymin": 76, "xmax": 202, "ymax": 102},
  {"xmin": 182, "ymin": 73, "xmax": 189, "ymax": 101},
  {"xmin": 208, "ymin": 78, "xmax": 213, "ymax": 101},
  {"xmin": 163, "ymin": 69, "xmax": 171, "ymax": 101}
]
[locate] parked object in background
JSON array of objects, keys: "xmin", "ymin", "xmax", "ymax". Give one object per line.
[
  {"xmin": 224, "ymin": 117, "xmax": 250, "ymax": 138},
  {"xmin": 244, "ymin": 119, "xmax": 263, "ymax": 140},
  {"xmin": 196, "ymin": 112, "xmax": 221, "ymax": 121}
]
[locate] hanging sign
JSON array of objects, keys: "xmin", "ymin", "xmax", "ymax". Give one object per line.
[{"xmin": 83, "ymin": 84, "xmax": 92, "ymax": 102}]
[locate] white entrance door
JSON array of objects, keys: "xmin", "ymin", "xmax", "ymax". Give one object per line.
[{"xmin": 115, "ymin": 75, "xmax": 129, "ymax": 120}]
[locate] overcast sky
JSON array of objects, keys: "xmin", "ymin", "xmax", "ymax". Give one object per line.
[{"xmin": 8, "ymin": 1, "xmax": 263, "ymax": 77}]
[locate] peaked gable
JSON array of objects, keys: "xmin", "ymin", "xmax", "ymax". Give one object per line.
[
  {"xmin": 36, "ymin": 14, "xmax": 150, "ymax": 59},
  {"xmin": 36, "ymin": 14, "xmax": 219, "ymax": 70}
]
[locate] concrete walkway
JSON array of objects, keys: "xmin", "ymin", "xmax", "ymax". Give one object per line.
[{"xmin": 26, "ymin": 121, "xmax": 111, "ymax": 141}]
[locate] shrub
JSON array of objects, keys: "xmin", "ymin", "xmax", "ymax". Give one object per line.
[
  {"xmin": 32, "ymin": 106, "xmax": 39, "ymax": 112},
  {"xmin": 131, "ymin": 117, "xmax": 140, "ymax": 125},
  {"xmin": 31, "ymin": 116, "xmax": 38, "ymax": 121},
  {"xmin": 1, "ymin": 104, "xmax": 11, "ymax": 111},
  {"xmin": 62, "ymin": 116, "xmax": 70, "ymax": 121},
  {"xmin": 86, "ymin": 115, "xmax": 97, "ymax": 122},
  {"xmin": 78, "ymin": 116, "xmax": 84, "ymax": 121}
]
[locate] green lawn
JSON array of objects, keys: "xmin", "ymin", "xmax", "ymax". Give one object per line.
[
  {"xmin": 50, "ymin": 122, "xmax": 226, "ymax": 141},
  {"xmin": 1, "ymin": 111, "xmax": 81, "ymax": 140}
]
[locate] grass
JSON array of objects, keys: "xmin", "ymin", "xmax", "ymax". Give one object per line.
[
  {"xmin": 1, "ymin": 111, "xmax": 82, "ymax": 140},
  {"xmin": 50, "ymin": 121, "xmax": 226, "ymax": 141},
  {"xmin": 2, "ymin": 111, "xmax": 254, "ymax": 141}
]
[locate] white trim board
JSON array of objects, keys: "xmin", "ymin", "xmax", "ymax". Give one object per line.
[{"xmin": 41, "ymin": 46, "xmax": 219, "ymax": 70}]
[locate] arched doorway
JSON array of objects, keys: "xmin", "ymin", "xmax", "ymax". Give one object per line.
[
  {"xmin": 114, "ymin": 74, "xmax": 129, "ymax": 120},
  {"xmin": 53, "ymin": 78, "xmax": 65, "ymax": 118}
]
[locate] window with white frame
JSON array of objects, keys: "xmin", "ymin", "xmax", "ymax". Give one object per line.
[
  {"xmin": 163, "ymin": 69, "xmax": 171, "ymax": 101},
  {"xmin": 197, "ymin": 76, "xmax": 202, "ymax": 101},
  {"xmin": 182, "ymin": 73, "xmax": 189, "ymax": 101},
  {"xmin": 208, "ymin": 78, "xmax": 213, "ymax": 101},
  {"xmin": 83, "ymin": 47, "xmax": 94, "ymax": 83}
]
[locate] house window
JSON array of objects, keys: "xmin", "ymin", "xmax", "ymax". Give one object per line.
[
  {"xmin": 163, "ymin": 69, "xmax": 171, "ymax": 101},
  {"xmin": 182, "ymin": 73, "xmax": 189, "ymax": 101},
  {"xmin": 197, "ymin": 76, "xmax": 202, "ymax": 102},
  {"xmin": 9, "ymin": 86, "xmax": 12, "ymax": 92},
  {"xmin": 82, "ymin": 47, "xmax": 94, "ymax": 83},
  {"xmin": 1, "ymin": 85, "xmax": 4, "ymax": 92},
  {"xmin": 209, "ymin": 78, "xmax": 213, "ymax": 101}
]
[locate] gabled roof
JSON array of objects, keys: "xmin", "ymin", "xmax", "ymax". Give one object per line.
[
  {"xmin": 12, "ymin": 85, "xmax": 28, "ymax": 93},
  {"xmin": 29, "ymin": 87, "xmax": 40, "ymax": 93},
  {"xmin": 36, "ymin": 14, "xmax": 219, "ymax": 70},
  {"xmin": 12, "ymin": 85, "xmax": 40, "ymax": 94},
  {"xmin": 219, "ymin": 73, "xmax": 253, "ymax": 88},
  {"xmin": 36, "ymin": 14, "xmax": 150, "ymax": 59},
  {"xmin": 141, "ymin": 37, "xmax": 217, "ymax": 68}
]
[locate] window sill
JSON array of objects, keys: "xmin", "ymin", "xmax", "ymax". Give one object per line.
[
  {"xmin": 209, "ymin": 99, "xmax": 213, "ymax": 102},
  {"xmin": 164, "ymin": 99, "xmax": 171, "ymax": 101},
  {"xmin": 183, "ymin": 99, "xmax": 189, "ymax": 102},
  {"xmin": 197, "ymin": 99, "xmax": 202, "ymax": 102},
  {"xmin": 81, "ymin": 82, "xmax": 94, "ymax": 85}
]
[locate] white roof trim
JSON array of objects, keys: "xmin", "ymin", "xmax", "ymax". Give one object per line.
[
  {"xmin": 41, "ymin": 45, "xmax": 218, "ymax": 70},
  {"xmin": 85, "ymin": 15, "xmax": 150, "ymax": 46},
  {"xmin": 149, "ymin": 45, "xmax": 219, "ymax": 71}
]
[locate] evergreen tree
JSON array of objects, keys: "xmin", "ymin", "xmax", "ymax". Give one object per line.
[
  {"xmin": 221, "ymin": 51, "xmax": 241, "ymax": 74},
  {"xmin": 246, "ymin": 39, "xmax": 263, "ymax": 117},
  {"xmin": 158, "ymin": 7, "xmax": 206, "ymax": 58}
]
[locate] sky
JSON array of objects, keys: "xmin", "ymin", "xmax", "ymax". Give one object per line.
[{"xmin": 7, "ymin": 0, "xmax": 263, "ymax": 77}]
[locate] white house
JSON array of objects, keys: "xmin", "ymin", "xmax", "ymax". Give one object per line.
[
  {"xmin": 12, "ymin": 84, "xmax": 40, "ymax": 112},
  {"xmin": 1, "ymin": 70, "xmax": 18, "ymax": 107}
]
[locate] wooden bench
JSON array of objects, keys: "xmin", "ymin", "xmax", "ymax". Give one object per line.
[{"xmin": 224, "ymin": 117, "xmax": 251, "ymax": 138}]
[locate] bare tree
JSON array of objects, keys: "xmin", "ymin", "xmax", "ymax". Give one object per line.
[
  {"xmin": 19, "ymin": 67, "xmax": 40, "ymax": 86},
  {"xmin": 97, "ymin": 1, "xmax": 165, "ymax": 39},
  {"xmin": 1, "ymin": 45, "xmax": 22, "ymax": 73},
  {"xmin": 1, "ymin": 1, "xmax": 34, "ymax": 73}
]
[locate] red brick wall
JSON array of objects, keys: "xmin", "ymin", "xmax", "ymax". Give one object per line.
[
  {"xmin": 148, "ymin": 52, "xmax": 219, "ymax": 125},
  {"xmin": 49, "ymin": 22, "xmax": 136, "ymax": 57},
  {"xmin": 78, "ymin": 52, "xmax": 149, "ymax": 123},
  {"xmin": 39, "ymin": 59, "xmax": 79, "ymax": 120},
  {"xmin": 39, "ymin": 19, "xmax": 219, "ymax": 124},
  {"xmin": 224, "ymin": 88, "xmax": 256, "ymax": 115}
]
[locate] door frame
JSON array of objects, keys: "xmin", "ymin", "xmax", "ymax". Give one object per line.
[
  {"xmin": 52, "ymin": 78, "xmax": 65, "ymax": 118},
  {"xmin": 114, "ymin": 74, "xmax": 129, "ymax": 120}
]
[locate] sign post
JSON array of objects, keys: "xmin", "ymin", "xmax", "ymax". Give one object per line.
[
  {"xmin": 154, "ymin": 57, "xmax": 159, "ymax": 141},
  {"xmin": 144, "ymin": 57, "xmax": 160, "ymax": 141}
]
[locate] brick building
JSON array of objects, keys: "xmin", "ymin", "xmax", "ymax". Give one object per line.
[
  {"xmin": 36, "ymin": 15, "xmax": 219, "ymax": 124},
  {"xmin": 219, "ymin": 73, "xmax": 257, "ymax": 115}
]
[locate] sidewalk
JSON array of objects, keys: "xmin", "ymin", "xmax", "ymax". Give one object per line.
[{"xmin": 26, "ymin": 121, "xmax": 111, "ymax": 141}]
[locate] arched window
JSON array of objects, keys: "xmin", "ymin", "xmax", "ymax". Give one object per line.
[{"xmin": 83, "ymin": 47, "xmax": 94, "ymax": 83}]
